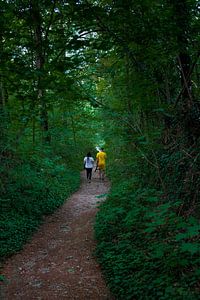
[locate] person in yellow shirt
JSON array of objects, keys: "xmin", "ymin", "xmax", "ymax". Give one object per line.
[{"xmin": 96, "ymin": 148, "xmax": 107, "ymax": 180}]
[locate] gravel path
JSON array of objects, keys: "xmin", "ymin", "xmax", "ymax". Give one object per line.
[{"xmin": 0, "ymin": 171, "xmax": 113, "ymax": 300}]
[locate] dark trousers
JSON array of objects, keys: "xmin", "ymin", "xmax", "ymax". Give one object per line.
[{"xmin": 86, "ymin": 168, "xmax": 92, "ymax": 180}]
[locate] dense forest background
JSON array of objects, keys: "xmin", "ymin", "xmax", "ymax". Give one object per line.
[{"xmin": 1, "ymin": 0, "xmax": 200, "ymax": 299}]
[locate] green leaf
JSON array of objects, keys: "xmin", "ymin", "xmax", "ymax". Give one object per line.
[
  {"xmin": 96, "ymin": 193, "xmax": 108, "ymax": 198},
  {"xmin": 0, "ymin": 275, "xmax": 6, "ymax": 282},
  {"xmin": 180, "ymin": 243, "xmax": 200, "ymax": 255}
]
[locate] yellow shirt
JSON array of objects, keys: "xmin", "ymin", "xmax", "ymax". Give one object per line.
[{"xmin": 96, "ymin": 151, "xmax": 107, "ymax": 169}]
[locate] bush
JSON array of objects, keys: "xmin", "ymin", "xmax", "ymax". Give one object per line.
[
  {"xmin": 0, "ymin": 151, "xmax": 80, "ymax": 259},
  {"xmin": 95, "ymin": 176, "xmax": 200, "ymax": 299}
]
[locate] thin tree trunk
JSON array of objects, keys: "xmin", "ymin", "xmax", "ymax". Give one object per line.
[
  {"xmin": 30, "ymin": 1, "xmax": 50, "ymax": 143},
  {"xmin": 171, "ymin": 0, "xmax": 192, "ymax": 105},
  {"xmin": 71, "ymin": 115, "xmax": 77, "ymax": 148}
]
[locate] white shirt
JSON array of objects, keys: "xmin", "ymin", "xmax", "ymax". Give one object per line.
[{"xmin": 84, "ymin": 156, "xmax": 94, "ymax": 168}]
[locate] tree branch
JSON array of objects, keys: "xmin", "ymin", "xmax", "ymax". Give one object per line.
[
  {"xmin": 43, "ymin": 0, "xmax": 57, "ymax": 57},
  {"xmin": 174, "ymin": 50, "xmax": 200, "ymax": 107}
]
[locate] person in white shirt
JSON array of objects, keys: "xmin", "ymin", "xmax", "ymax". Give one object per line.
[{"xmin": 83, "ymin": 152, "xmax": 94, "ymax": 183}]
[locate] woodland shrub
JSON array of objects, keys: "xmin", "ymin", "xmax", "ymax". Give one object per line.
[
  {"xmin": 0, "ymin": 148, "xmax": 80, "ymax": 259},
  {"xmin": 95, "ymin": 154, "xmax": 200, "ymax": 300},
  {"xmin": 159, "ymin": 147, "xmax": 200, "ymax": 213}
]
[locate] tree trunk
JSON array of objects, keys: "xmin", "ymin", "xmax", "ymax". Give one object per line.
[
  {"xmin": 169, "ymin": 0, "xmax": 200, "ymax": 144},
  {"xmin": 172, "ymin": 0, "xmax": 192, "ymax": 105},
  {"xmin": 30, "ymin": 1, "xmax": 50, "ymax": 143}
]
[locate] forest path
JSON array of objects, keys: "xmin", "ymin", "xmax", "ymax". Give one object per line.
[{"xmin": 0, "ymin": 171, "xmax": 113, "ymax": 300}]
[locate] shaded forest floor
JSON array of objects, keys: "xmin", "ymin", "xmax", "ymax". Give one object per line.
[{"xmin": 0, "ymin": 171, "xmax": 113, "ymax": 299}]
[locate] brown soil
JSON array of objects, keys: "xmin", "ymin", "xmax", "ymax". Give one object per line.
[{"xmin": 0, "ymin": 171, "xmax": 113, "ymax": 300}]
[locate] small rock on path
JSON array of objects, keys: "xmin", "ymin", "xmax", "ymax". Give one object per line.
[{"xmin": 0, "ymin": 171, "xmax": 113, "ymax": 300}]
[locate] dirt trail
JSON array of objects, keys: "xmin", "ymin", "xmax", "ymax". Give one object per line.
[{"xmin": 0, "ymin": 171, "xmax": 113, "ymax": 300}]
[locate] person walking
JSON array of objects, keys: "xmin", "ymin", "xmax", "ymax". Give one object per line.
[
  {"xmin": 84, "ymin": 152, "xmax": 94, "ymax": 183},
  {"xmin": 96, "ymin": 148, "xmax": 107, "ymax": 180}
]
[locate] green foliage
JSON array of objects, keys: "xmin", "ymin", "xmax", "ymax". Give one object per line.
[
  {"xmin": 0, "ymin": 275, "xmax": 6, "ymax": 282},
  {"xmin": 0, "ymin": 0, "xmax": 105, "ymax": 261},
  {"xmin": 93, "ymin": 0, "xmax": 200, "ymax": 297},
  {"xmin": 159, "ymin": 148, "xmax": 200, "ymax": 212},
  {"xmin": 0, "ymin": 148, "xmax": 80, "ymax": 259},
  {"xmin": 1, "ymin": 0, "xmax": 200, "ymax": 298},
  {"xmin": 95, "ymin": 172, "xmax": 200, "ymax": 299}
]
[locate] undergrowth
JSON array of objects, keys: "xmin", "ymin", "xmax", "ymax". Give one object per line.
[
  {"xmin": 95, "ymin": 149, "xmax": 200, "ymax": 299},
  {"xmin": 0, "ymin": 148, "xmax": 80, "ymax": 259}
]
